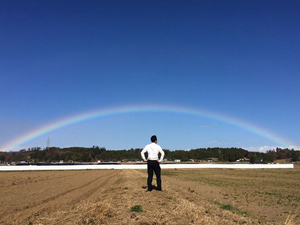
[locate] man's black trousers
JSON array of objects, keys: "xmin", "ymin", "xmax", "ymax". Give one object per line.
[{"xmin": 147, "ymin": 160, "xmax": 161, "ymax": 191}]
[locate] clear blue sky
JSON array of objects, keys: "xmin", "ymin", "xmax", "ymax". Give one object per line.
[{"xmin": 1, "ymin": 0, "xmax": 299, "ymax": 152}]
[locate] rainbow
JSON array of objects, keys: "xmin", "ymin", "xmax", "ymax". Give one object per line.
[{"xmin": 1, "ymin": 104, "xmax": 292, "ymax": 151}]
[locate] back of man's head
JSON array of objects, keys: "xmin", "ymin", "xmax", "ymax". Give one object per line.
[{"xmin": 151, "ymin": 135, "xmax": 157, "ymax": 143}]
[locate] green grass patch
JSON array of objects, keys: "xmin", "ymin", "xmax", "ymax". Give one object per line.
[
  {"xmin": 130, "ymin": 205, "xmax": 144, "ymax": 212},
  {"xmin": 187, "ymin": 176, "xmax": 236, "ymax": 187},
  {"xmin": 115, "ymin": 178, "xmax": 127, "ymax": 184},
  {"xmin": 213, "ymin": 201, "xmax": 249, "ymax": 217},
  {"xmin": 161, "ymin": 170, "xmax": 178, "ymax": 176},
  {"xmin": 221, "ymin": 204, "xmax": 233, "ymax": 211}
]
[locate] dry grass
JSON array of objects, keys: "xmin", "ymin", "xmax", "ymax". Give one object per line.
[
  {"xmin": 1, "ymin": 167, "xmax": 299, "ymax": 224},
  {"xmin": 161, "ymin": 166, "xmax": 300, "ymax": 224},
  {"xmin": 34, "ymin": 201, "xmax": 112, "ymax": 225},
  {"xmin": 284, "ymin": 210, "xmax": 300, "ymax": 225},
  {"xmin": 42, "ymin": 169, "xmax": 263, "ymax": 225}
]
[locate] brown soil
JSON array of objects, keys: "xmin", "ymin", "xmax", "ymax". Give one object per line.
[
  {"xmin": 0, "ymin": 167, "xmax": 299, "ymax": 225},
  {"xmin": 0, "ymin": 170, "xmax": 120, "ymax": 224}
]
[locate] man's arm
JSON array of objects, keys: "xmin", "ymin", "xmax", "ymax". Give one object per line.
[
  {"xmin": 141, "ymin": 147, "xmax": 147, "ymax": 161},
  {"xmin": 158, "ymin": 148, "xmax": 165, "ymax": 162}
]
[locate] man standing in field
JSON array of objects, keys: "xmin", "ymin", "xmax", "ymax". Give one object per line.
[{"xmin": 141, "ymin": 135, "xmax": 165, "ymax": 192}]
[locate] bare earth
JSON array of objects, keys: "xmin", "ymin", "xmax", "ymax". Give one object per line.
[{"xmin": 0, "ymin": 166, "xmax": 299, "ymax": 225}]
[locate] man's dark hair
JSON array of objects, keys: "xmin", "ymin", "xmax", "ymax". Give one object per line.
[{"xmin": 151, "ymin": 135, "xmax": 157, "ymax": 143}]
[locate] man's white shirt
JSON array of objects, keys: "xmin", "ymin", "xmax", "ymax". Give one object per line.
[{"xmin": 141, "ymin": 143, "xmax": 165, "ymax": 162}]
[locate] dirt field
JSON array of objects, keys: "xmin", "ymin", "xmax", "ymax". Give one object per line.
[{"xmin": 0, "ymin": 166, "xmax": 299, "ymax": 225}]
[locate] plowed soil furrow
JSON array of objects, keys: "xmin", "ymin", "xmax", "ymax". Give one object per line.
[
  {"xmin": 0, "ymin": 172, "xmax": 81, "ymax": 188},
  {"xmin": 38, "ymin": 170, "xmax": 118, "ymax": 206},
  {"xmin": 2, "ymin": 167, "xmax": 300, "ymax": 225},
  {"xmin": 60, "ymin": 170, "xmax": 119, "ymax": 208},
  {"xmin": 0, "ymin": 170, "xmax": 120, "ymax": 224}
]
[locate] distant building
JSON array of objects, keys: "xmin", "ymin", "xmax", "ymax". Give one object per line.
[
  {"xmin": 236, "ymin": 157, "xmax": 250, "ymax": 162},
  {"xmin": 207, "ymin": 158, "xmax": 218, "ymax": 162}
]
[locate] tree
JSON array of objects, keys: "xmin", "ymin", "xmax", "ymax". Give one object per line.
[
  {"xmin": 250, "ymin": 154, "xmax": 257, "ymax": 164},
  {"xmin": 291, "ymin": 149, "xmax": 300, "ymax": 162}
]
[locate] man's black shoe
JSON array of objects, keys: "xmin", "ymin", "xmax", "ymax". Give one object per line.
[{"xmin": 154, "ymin": 186, "xmax": 162, "ymax": 191}]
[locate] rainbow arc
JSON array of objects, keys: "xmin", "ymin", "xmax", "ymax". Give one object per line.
[{"xmin": 1, "ymin": 104, "xmax": 292, "ymax": 151}]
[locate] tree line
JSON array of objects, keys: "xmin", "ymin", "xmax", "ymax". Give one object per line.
[{"xmin": 0, "ymin": 146, "xmax": 299, "ymax": 164}]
